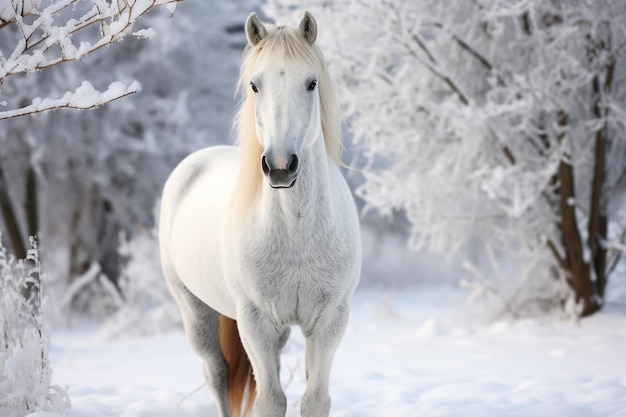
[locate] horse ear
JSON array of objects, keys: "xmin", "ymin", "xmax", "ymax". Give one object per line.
[
  {"xmin": 299, "ymin": 10, "xmax": 317, "ymax": 45},
  {"xmin": 246, "ymin": 12, "xmax": 267, "ymax": 46}
]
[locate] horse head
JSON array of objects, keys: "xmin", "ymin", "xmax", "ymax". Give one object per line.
[{"xmin": 244, "ymin": 11, "xmax": 323, "ymax": 189}]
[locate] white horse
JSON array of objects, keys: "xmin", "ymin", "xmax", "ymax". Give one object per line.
[{"xmin": 159, "ymin": 11, "xmax": 361, "ymax": 417}]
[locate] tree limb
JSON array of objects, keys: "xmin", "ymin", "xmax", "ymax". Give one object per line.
[
  {"xmin": 0, "ymin": 0, "xmax": 181, "ymax": 83},
  {"xmin": 0, "ymin": 81, "xmax": 140, "ymax": 120},
  {"xmin": 431, "ymin": 22, "xmax": 493, "ymax": 72},
  {"xmin": 406, "ymin": 34, "xmax": 470, "ymax": 105}
]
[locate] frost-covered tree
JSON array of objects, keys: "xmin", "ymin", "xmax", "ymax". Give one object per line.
[
  {"xmin": 1, "ymin": 1, "xmax": 181, "ymax": 412},
  {"xmin": 0, "ymin": 0, "xmax": 179, "ymax": 258},
  {"xmin": 266, "ymin": 1, "xmax": 626, "ymax": 316},
  {"xmin": 1, "ymin": 1, "xmax": 251, "ymax": 316},
  {"xmin": 0, "ymin": 0, "xmax": 182, "ymax": 308}
]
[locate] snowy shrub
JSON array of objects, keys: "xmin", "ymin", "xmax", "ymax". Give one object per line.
[
  {"xmin": 99, "ymin": 229, "xmax": 181, "ymax": 339},
  {"xmin": 0, "ymin": 237, "xmax": 70, "ymax": 417}
]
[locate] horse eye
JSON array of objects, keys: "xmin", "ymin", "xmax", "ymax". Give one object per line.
[
  {"xmin": 250, "ymin": 82, "xmax": 258, "ymax": 93},
  {"xmin": 307, "ymin": 80, "xmax": 317, "ymax": 91}
]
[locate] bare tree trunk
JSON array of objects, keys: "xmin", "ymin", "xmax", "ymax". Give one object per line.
[
  {"xmin": 588, "ymin": 55, "xmax": 614, "ymax": 300},
  {"xmin": 588, "ymin": 106, "xmax": 607, "ymax": 300},
  {"xmin": 557, "ymin": 112, "xmax": 600, "ymax": 316},
  {"xmin": 558, "ymin": 158, "xmax": 598, "ymax": 316},
  {"xmin": 25, "ymin": 164, "xmax": 38, "ymax": 241},
  {"xmin": 23, "ymin": 163, "xmax": 40, "ymax": 304},
  {"xmin": 0, "ymin": 162, "xmax": 27, "ymax": 260}
]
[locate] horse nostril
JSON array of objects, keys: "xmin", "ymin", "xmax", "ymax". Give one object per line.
[
  {"xmin": 261, "ymin": 155, "xmax": 271, "ymax": 175},
  {"xmin": 287, "ymin": 154, "xmax": 299, "ymax": 174}
]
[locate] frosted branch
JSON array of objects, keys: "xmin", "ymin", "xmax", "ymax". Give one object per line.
[
  {"xmin": 606, "ymin": 223, "xmax": 626, "ymax": 277},
  {"xmin": 61, "ymin": 261, "xmax": 102, "ymax": 308},
  {"xmin": 399, "ymin": 31, "xmax": 470, "ymax": 105},
  {"xmin": 430, "ymin": 22, "xmax": 495, "ymax": 73},
  {"xmin": 608, "ymin": 241, "xmax": 626, "ymax": 253},
  {"xmin": 0, "ymin": 80, "xmax": 140, "ymax": 120},
  {"xmin": 1, "ymin": 0, "xmax": 180, "ymax": 79},
  {"xmin": 0, "ymin": 0, "xmax": 180, "ymax": 118}
]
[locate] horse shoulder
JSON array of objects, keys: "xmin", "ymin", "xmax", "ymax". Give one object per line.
[
  {"xmin": 328, "ymin": 167, "xmax": 362, "ymax": 288},
  {"xmin": 161, "ymin": 145, "xmax": 240, "ymax": 317}
]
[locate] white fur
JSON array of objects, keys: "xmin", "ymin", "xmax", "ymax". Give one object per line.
[{"xmin": 160, "ymin": 11, "xmax": 360, "ymax": 417}]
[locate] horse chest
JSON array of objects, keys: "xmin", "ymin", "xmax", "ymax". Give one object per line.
[{"xmin": 238, "ymin": 217, "xmax": 354, "ymax": 326}]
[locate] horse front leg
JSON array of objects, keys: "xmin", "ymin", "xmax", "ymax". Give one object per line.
[
  {"xmin": 301, "ymin": 303, "xmax": 349, "ymax": 417},
  {"xmin": 237, "ymin": 303, "xmax": 287, "ymax": 417}
]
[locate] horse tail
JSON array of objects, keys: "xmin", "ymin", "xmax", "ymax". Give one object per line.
[{"xmin": 218, "ymin": 314, "xmax": 256, "ymax": 417}]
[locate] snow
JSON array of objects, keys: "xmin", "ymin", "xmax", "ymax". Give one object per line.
[
  {"xmin": 38, "ymin": 287, "xmax": 626, "ymax": 417},
  {"xmin": 132, "ymin": 29, "xmax": 156, "ymax": 40}
]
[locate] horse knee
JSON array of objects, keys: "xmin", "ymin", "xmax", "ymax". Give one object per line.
[
  {"xmin": 256, "ymin": 388, "xmax": 287, "ymax": 417},
  {"xmin": 301, "ymin": 389, "xmax": 330, "ymax": 417}
]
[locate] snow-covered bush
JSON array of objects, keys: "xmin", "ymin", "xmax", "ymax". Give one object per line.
[
  {"xmin": 265, "ymin": 1, "xmax": 626, "ymax": 317},
  {"xmin": 0, "ymin": 237, "xmax": 70, "ymax": 416}
]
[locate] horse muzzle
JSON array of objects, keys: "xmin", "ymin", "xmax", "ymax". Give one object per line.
[{"xmin": 261, "ymin": 154, "xmax": 299, "ymax": 189}]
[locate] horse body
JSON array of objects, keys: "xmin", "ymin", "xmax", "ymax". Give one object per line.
[
  {"xmin": 161, "ymin": 144, "xmax": 359, "ymax": 325},
  {"xmin": 160, "ymin": 11, "xmax": 360, "ymax": 417}
]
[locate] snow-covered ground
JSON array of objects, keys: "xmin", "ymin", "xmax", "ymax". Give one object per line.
[{"xmin": 30, "ymin": 287, "xmax": 626, "ymax": 417}]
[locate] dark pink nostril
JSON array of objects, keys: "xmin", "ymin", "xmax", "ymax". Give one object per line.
[
  {"xmin": 261, "ymin": 155, "xmax": 271, "ymax": 175},
  {"xmin": 287, "ymin": 154, "xmax": 298, "ymax": 174}
]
